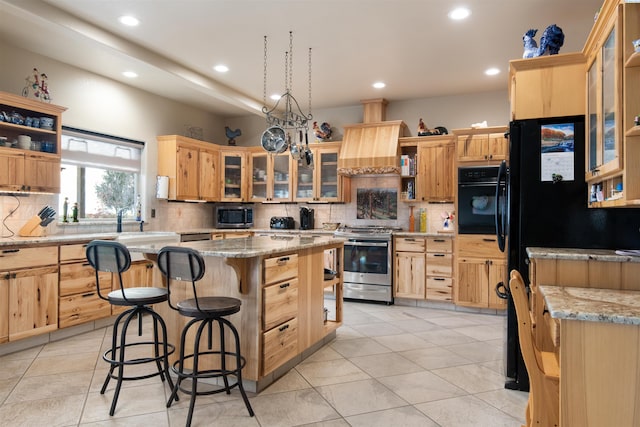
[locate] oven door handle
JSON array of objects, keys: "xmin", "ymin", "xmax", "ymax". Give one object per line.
[{"xmin": 344, "ymin": 241, "xmax": 388, "ymax": 247}]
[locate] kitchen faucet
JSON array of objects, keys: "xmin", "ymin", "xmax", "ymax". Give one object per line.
[{"xmin": 117, "ymin": 210, "xmax": 123, "ymax": 233}]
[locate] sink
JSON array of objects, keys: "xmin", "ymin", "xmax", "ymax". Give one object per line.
[{"xmin": 115, "ymin": 232, "xmax": 180, "ymax": 260}]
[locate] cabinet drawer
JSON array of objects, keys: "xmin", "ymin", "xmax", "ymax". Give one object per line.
[
  {"xmin": 394, "ymin": 237, "xmax": 426, "ymax": 252},
  {"xmin": 59, "ymin": 263, "xmax": 111, "ymax": 297},
  {"xmin": 59, "ymin": 291, "xmax": 112, "ymax": 328},
  {"xmin": 426, "ymin": 277, "xmax": 453, "ymax": 301},
  {"xmin": 60, "ymin": 243, "xmax": 91, "ymax": 262},
  {"xmin": 426, "ymin": 253, "xmax": 453, "ymax": 276},
  {"xmin": 264, "ymin": 253, "xmax": 298, "ymax": 285},
  {"xmin": 457, "ymin": 235, "xmax": 505, "ymax": 259},
  {"xmin": 262, "ymin": 317, "xmax": 298, "ymax": 375},
  {"xmin": 0, "ymin": 246, "xmax": 57, "ymax": 270},
  {"xmin": 426, "ymin": 237, "xmax": 452, "ymax": 253},
  {"xmin": 263, "ymin": 278, "xmax": 298, "ymax": 331}
]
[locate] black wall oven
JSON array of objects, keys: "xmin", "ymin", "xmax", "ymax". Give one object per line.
[{"xmin": 457, "ymin": 166, "xmax": 506, "ymax": 235}]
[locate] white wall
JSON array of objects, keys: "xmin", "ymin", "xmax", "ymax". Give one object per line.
[{"xmin": 0, "ymin": 38, "xmax": 509, "ymax": 234}]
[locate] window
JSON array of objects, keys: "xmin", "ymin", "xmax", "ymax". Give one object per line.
[{"xmin": 59, "ymin": 127, "xmax": 143, "ymax": 220}]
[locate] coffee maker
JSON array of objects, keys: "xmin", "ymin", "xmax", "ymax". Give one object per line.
[{"xmin": 299, "ymin": 207, "xmax": 315, "ymax": 230}]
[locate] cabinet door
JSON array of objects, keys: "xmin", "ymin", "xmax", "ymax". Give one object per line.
[
  {"xmin": 23, "ymin": 153, "xmax": 60, "ymax": 193},
  {"xmin": 220, "ymin": 151, "xmax": 247, "ymax": 202},
  {"xmin": 315, "ymin": 147, "xmax": 340, "ymax": 201},
  {"xmin": 394, "ymin": 252, "xmax": 425, "ymax": 299},
  {"xmin": 0, "ymin": 150, "xmax": 25, "ymax": 191},
  {"xmin": 176, "ymin": 144, "xmax": 199, "ymax": 200},
  {"xmin": 250, "ymin": 151, "xmax": 269, "ymax": 201},
  {"xmin": 9, "ymin": 266, "xmax": 58, "ymax": 341},
  {"xmin": 272, "ymin": 153, "xmax": 292, "ymax": 201},
  {"xmin": 199, "ymin": 148, "xmax": 219, "ymax": 201},
  {"xmin": 457, "ymin": 134, "xmax": 487, "ymax": 161},
  {"xmin": 455, "ymin": 258, "xmax": 488, "ymax": 307},
  {"xmin": 417, "ymin": 142, "xmax": 454, "ymax": 202},
  {"xmin": 488, "ymin": 258, "xmax": 508, "ymax": 309},
  {"xmin": 0, "ymin": 274, "xmax": 7, "ymax": 343},
  {"xmin": 487, "ymin": 132, "xmax": 508, "ymax": 162}
]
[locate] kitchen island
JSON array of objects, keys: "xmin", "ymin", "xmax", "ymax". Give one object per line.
[
  {"xmin": 128, "ymin": 234, "xmax": 344, "ymax": 392},
  {"xmin": 539, "ymin": 285, "xmax": 640, "ymax": 426}
]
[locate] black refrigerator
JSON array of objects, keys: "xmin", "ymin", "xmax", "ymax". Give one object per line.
[{"xmin": 499, "ymin": 115, "xmax": 640, "ymax": 391}]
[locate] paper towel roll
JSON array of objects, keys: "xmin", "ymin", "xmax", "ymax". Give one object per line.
[{"xmin": 156, "ymin": 176, "xmax": 169, "ymax": 199}]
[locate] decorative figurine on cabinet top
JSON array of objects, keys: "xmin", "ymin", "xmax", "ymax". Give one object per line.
[
  {"xmin": 225, "ymin": 126, "xmax": 241, "ymax": 145},
  {"xmin": 417, "ymin": 118, "xmax": 448, "ymax": 136},
  {"xmin": 313, "ymin": 121, "xmax": 332, "ymax": 141},
  {"xmin": 522, "ymin": 24, "xmax": 565, "ymax": 58}
]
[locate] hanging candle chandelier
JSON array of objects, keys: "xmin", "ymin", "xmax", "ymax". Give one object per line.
[{"xmin": 260, "ymin": 31, "xmax": 314, "ymax": 167}]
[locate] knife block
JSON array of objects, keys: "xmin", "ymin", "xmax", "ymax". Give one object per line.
[{"xmin": 19, "ymin": 215, "xmax": 46, "ymax": 237}]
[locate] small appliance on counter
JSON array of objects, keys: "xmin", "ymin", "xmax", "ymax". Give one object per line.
[
  {"xmin": 270, "ymin": 216, "xmax": 295, "ymax": 230},
  {"xmin": 299, "ymin": 207, "xmax": 314, "ymax": 230},
  {"xmin": 19, "ymin": 205, "xmax": 56, "ymax": 236}
]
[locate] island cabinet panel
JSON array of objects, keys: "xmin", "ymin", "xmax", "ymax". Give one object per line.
[
  {"xmin": 0, "ymin": 277, "xmax": 7, "ymax": 343},
  {"xmin": 262, "ymin": 317, "xmax": 298, "ymax": 375},
  {"xmin": 262, "ymin": 278, "xmax": 298, "ymax": 331},
  {"xmin": 263, "ymin": 254, "xmax": 298, "ymax": 285}
]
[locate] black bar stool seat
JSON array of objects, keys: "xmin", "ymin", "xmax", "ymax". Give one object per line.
[
  {"xmin": 157, "ymin": 246, "xmax": 254, "ymax": 427},
  {"xmin": 86, "ymin": 240, "xmax": 176, "ymax": 417}
]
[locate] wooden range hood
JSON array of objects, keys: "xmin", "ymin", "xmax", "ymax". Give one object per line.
[{"xmin": 337, "ymin": 98, "xmax": 406, "ymax": 176}]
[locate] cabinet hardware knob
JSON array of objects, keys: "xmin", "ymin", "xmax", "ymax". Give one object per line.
[
  {"xmin": 277, "ymin": 256, "xmax": 290, "ymax": 264},
  {"xmin": 434, "ymin": 254, "xmax": 445, "ymax": 257},
  {"xmin": 482, "ymin": 238, "xmax": 496, "ymax": 242},
  {"xmin": 279, "ymin": 282, "xmax": 290, "ymax": 289},
  {"xmin": 82, "ymin": 292, "xmax": 95, "ymax": 298},
  {"xmin": 278, "ymin": 324, "xmax": 289, "ymax": 332},
  {"xmin": 406, "ymin": 238, "xmax": 416, "ymax": 242},
  {"xmin": 433, "ymin": 277, "xmax": 445, "ymax": 281},
  {"xmin": 434, "ymin": 239, "xmax": 445, "ymax": 242},
  {"xmin": 2, "ymin": 249, "xmax": 19, "ymax": 254}
]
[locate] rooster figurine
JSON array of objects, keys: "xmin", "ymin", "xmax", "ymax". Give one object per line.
[
  {"xmin": 225, "ymin": 126, "xmax": 241, "ymax": 146},
  {"xmin": 313, "ymin": 121, "xmax": 332, "ymax": 141}
]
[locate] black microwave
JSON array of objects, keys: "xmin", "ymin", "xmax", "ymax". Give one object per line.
[{"xmin": 216, "ymin": 206, "xmax": 253, "ymax": 229}]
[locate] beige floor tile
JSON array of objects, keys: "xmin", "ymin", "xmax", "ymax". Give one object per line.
[
  {"xmin": 300, "ymin": 345, "xmax": 345, "ymax": 364},
  {"xmin": 168, "ymin": 398, "xmax": 258, "ymax": 427},
  {"xmin": 0, "ymin": 358, "xmax": 32, "ymax": 381},
  {"xmin": 81, "ymin": 382, "xmax": 171, "ymax": 423},
  {"xmin": 24, "ymin": 352, "xmax": 99, "ymax": 377},
  {"xmin": 400, "ymin": 347, "xmax": 472, "ymax": 370},
  {"xmin": 345, "ymin": 405, "xmax": 439, "ymax": 427},
  {"xmin": 5, "ymin": 370, "xmax": 93, "ymax": 403},
  {"xmin": 373, "ymin": 333, "xmax": 434, "ymax": 352},
  {"xmin": 296, "ymin": 358, "xmax": 369, "ymax": 387},
  {"xmin": 367, "ymin": 309, "xmax": 421, "ymax": 322},
  {"xmin": 315, "ymin": 378, "xmax": 407, "ymax": 417},
  {"xmin": 475, "ymin": 388, "xmax": 529, "ymax": 423},
  {"xmin": 426, "ymin": 315, "xmax": 482, "ymax": 328},
  {"xmin": 299, "ymin": 419, "xmax": 351, "ymax": 427},
  {"xmin": 415, "ymin": 394, "xmax": 522, "ymax": 427},
  {"xmin": 378, "ymin": 371, "xmax": 467, "ymax": 404},
  {"xmin": 0, "ymin": 345, "xmax": 42, "ymax": 362},
  {"xmin": 333, "ymin": 325, "xmax": 365, "ymax": 341},
  {"xmin": 444, "ymin": 341, "xmax": 503, "ymax": 363},
  {"xmin": 453, "ymin": 324, "xmax": 505, "ymax": 341},
  {"xmin": 0, "ymin": 376, "xmax": 21, "ymax": 404},
  {"xmin": 79, "ymin": 410, "xmax": 169, "ymax": 426},
  {"xmin": 350, "ymin": 322, "xmax": 405, "ymax": 337},
  {"xmin": 432, "ymin": 363, "xmax": 506, "ymax": 394},
  {"xmin": 250, "ymin": 388, "xmax": 340, "ymax": 427},
  {"xmin": 414, "ymin": 329, "xmax": 478, "ymax": 346},
  {"xmin": 388, "ymin": 318, "xmax": 440, "ymax": 333},
  {"xmin": 259, "ymin": 369, "xmax": 311, "ymax": 395},
  {"xmin": 330, "ymin": 337, "xmax": 392, "ymax": 358},
  {"xmin": 340, "ymin": 311, "xmax": 381, "ymax": 326},
  {"xmin": 349, "ymin": 352, "xmax": 423, "ymax": 378},
  {"xmin": 0, "ymin": 394, "xmax": 84, "ymax": 426}
]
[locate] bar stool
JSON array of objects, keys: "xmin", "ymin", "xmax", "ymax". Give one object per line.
[
  {"xmin": 157, "ymin": 246, "xmax": 254, "ymax": 427},
  {"xmin": 85, "ymin": 240, "xmax": 176, "ymax": 416}
]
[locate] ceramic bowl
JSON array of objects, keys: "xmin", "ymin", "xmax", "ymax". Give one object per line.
[{"xmin": 40, "ymin": 117, "xmax": 54, "ymax": 129}]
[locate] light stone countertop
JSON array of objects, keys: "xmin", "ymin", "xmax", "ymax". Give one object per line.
[
  {"xmin": 127, "ymin": 234, "xmax": 343, "ymax": 258},
  {"xmin": 527, "ymin": 247, "xmax": 640, "ymax": 263},
  {"xmin": 539, "ymin": 285, "xmax": 640, "ymax": 325}
]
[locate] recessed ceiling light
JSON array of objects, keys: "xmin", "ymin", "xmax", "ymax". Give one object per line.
[
  {"xmin": 118, "ymin": 15, "xmax": 139, "ymax": 26},
  {"xmin": 270, "ymin": 94, "xmax": 282, "ymax": 101},
  {"xmin": 448, "ymin": 7, "xmax": 471, "ymax": 20},
  {"xmin": 213, "ymin": 64, "xmax": 229, "ymax": 73},
  {"xmin": 373, "ymin": 82, "xmax": 386, "ymax": 89},
  {"xmin": 485, "ymin": 67, "xmax": 500, "ymax": 76},
  {"xmin": 122, "ymin": 71, "xmax": 138, "ymax": 78}
]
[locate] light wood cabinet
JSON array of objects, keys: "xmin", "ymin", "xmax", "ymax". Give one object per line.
[
  {"xmin": 426, "ymin": 237, "xmax": 453, "ymax": 302},
  {"xmin": 249, "ymin": 149, "xmax": 292, "ymax": 202},
  {"xmin": 293, "ymin": 142, "xmax": 348, "ymax": 202},
  {"xmin": 508, "ymin": 53, "xmax": 586, "ymax": 121},
  {"xmin": 585, "ymin": 1, "xmax": 640, "ymax": 206},
  {"xmin": 157, "ymin": 135, "xmax": 220, "ymax": 202},
  {"xmin": 417, "ymin": 138, "xmax": 455, "ymax": 202},
  {"xmin": 0, "ymin": 276, "xmax": 7, "ymax": 343},
  {"xmin": 453, "ymin": 127, "xmax": 509, "ymax": 164},
  {"xmin": 219, "ymin": 148, "xmax": 249, "ymax": 202},
  {"xmin": 0, "ymin": 91, "xmax": 66, "ymax": 193},
  {"xmin": 455, "ymin": 234, "xmax": 507, "ymax": 309}
]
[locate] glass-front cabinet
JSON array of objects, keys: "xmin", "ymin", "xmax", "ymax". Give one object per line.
[
  {"xmin": 219, "ymin": 150, "xmax": 247, "ymax": 202},
  {"xmin": 293, "ymin": 142, "xmax": 343, "ymax": 202},
  {"xmin": 249, "ymin": 149, "xmax": 292, "ymax": 202}
]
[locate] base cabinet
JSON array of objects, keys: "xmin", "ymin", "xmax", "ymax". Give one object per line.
[
  {"xmin": 8, "ymin": 266, "xmax": 58, "ymax": 341},
  {"xmin": 0, "ymin": 278, "xmax": 7, "ymax": 343},
  {"xmin": 455, "ymin": 235, "xmax": 506, "ymax": 309}
]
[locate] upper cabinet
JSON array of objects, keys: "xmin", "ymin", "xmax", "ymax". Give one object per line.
[
  {"xmin": 509, "ymin": 53, "xmax": 586, "ymax": 121},
  {"xmin": 0, "ymin": 91, "xmax": 66, "ymax": 193},
  {"xmin": 249, "ymin": 148, "xmax": 292, "ymax": 202},
  {"xmin": 453, "ymin": 126, "xmax": 508, "ymax": 164},
  {"xmin": 293, "ymin": 141, "xmax": 349, "ymax": 203},
  {"xmin": 157, "ymin": 135, "xmax": 220, "ymax": 202},
  {"xmin": 584, "ymin": 1, "xmax": 640, "ymax": 206},
  {"xmin": 219, "ymin": 148, "xmax": 249, "ymax": 202}
]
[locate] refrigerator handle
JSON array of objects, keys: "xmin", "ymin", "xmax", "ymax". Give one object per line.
[
  {"xmin": 495, "ymin": 160, "xmax": 508, "ymax": 252},
  {"xmin": 495, "ymin": 281, "xmax": 508, "ymax": 300}
]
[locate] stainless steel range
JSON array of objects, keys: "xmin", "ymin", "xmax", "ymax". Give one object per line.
[{"xmin": 334, "ymin": 225, "xmax": 401, "ymax": 304}]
